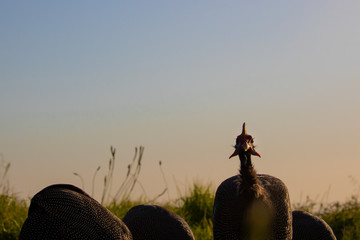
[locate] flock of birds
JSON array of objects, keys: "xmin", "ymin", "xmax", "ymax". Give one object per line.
[{"xmin": 19, "ymin": 123, "xmax": 336, "ymax": 239}]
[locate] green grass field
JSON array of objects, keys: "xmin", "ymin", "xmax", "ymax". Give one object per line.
[
  {"xmin": 1, "ymin": 149, "xmax": 359, "ymax": 239},
  {"xmin": 1, "ymin": 184, "xmax": 360, "ymax": 240}
]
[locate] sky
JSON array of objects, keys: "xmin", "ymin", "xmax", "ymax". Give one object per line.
[{"xmin": 1, "ymin": 1, "xmax": 359, "ymax": 204}]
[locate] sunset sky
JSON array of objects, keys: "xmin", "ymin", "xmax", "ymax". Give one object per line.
[{"xmin": 1, "ymin": 1, "xmax": 359, "ymax": 204}]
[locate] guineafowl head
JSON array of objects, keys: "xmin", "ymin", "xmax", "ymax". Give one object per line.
[{"xmin": 229, "ymin": 122, "xmax": 261, "ymax": 168}]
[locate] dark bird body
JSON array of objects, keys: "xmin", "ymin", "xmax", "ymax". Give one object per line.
[{"xmin": 213, "ymin": 122, "xmax": 336, "ymax": 240}]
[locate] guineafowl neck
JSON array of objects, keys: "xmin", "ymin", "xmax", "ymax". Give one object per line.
[{"xmin": 239, "ymin": 154, "xmax": 261, "ymax": 198}]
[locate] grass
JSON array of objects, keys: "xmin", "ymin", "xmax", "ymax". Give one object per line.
[
  {"xmin": 166, "ymin": 183, "xmax": 214, "ymax": 240},
  {"xmin": 106, "ymin": 183, "xmax": 215, "ymax": 240},
  {"xmin": 0, "ymin": 194, "xmax": 28, "ymax": 240},
  {"xmin": 1, "ymin": 150, "xmax": 360, "ymax": 239},
  {"xmin": 319, "ymin": 197, "xmax": 360, "ymax": 240},
  {"xmin": 292, "ymin": 194, "xmax": 360, "ymax": 239},
  {"xmin": 1, "ymin": 183, "xmax": 360, "ymax": 239}
]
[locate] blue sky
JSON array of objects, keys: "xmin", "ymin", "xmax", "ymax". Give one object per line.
[{"xmin": 1, "ymin": 1, "xmax": 359, "ymax": 203}]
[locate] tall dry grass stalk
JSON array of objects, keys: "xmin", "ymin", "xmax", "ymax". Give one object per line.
[
  {"xmin": 73, "ymin": 146, "xmax": 167, "ymax": 204},
  {"xmin": 0, "ymin": 154, "xmax": 10, "ymax": 194},
  {"xmin": 99, "ymin": 146, "xmax": 167, "ymax": 204}
]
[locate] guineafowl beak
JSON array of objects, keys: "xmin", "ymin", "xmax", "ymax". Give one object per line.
[{"xmin": 228, "ymin": 143, "xmax": 261, "ymax": 159}]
